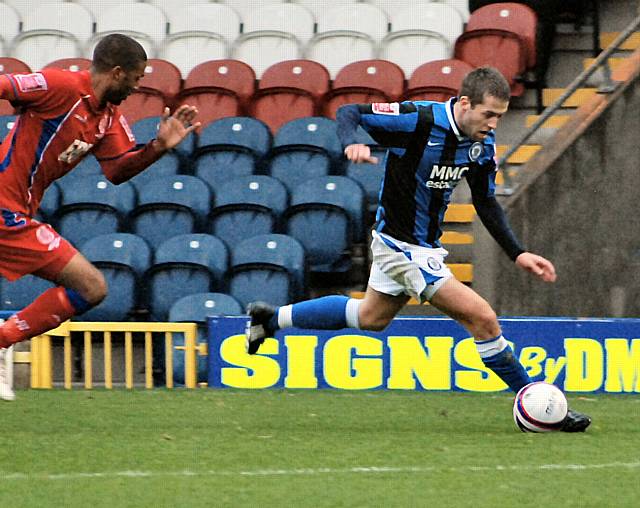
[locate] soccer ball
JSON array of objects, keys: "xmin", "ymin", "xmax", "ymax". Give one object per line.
[{"xmin": 513, "ymin": 382, "xmax": 568, "ymax": 432}]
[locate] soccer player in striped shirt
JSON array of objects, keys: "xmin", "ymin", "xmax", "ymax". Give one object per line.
[
  {"xmin": 246, "ymin": 67, "xmax": 590, "ymax": 432},
  {"xmin": 0, "ymin": 34, "xmax": 200, "ymax": 398}
]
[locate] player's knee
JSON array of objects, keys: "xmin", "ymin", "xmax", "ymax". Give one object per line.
[{"xmin": 471, "ymin": 306, "xmax": 500, "ymax": 337}]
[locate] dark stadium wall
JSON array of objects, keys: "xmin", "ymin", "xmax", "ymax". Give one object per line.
[{"xmin": 473, "ymin": 63, "xmax": 640, "ymax": 317}]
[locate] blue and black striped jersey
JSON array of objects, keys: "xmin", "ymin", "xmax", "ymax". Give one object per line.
[{"xmin": 337, "ymin": 98, "xmax": 502, "ymax": 250}]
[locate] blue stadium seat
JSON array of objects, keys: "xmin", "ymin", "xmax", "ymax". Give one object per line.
[
  {"xmin": 0, "ymin": 275, "xmax": 54, "ymax": 311},
  {"xmin": 269, "ymin": 117, "xmax": 343, "ymax": 191},
  {"xmin": 128, "ymin": 153, "xmax": 181, "ymax": 193},
  {"xmin": 209, "ymin": 175, "xmax": 288, "ymax": 248},
  {"xmin": 146, "ymin": 234, "xmax": 229, "ymax": 321},
  {"xmin": 193, "ymin": 151, "xmax": 256, "ymax": 189},
  {"xmin": 131, "ymin": 175, "xmax": 211, "ymax": 249},
  {"xmin": 131, "ymin": 116, "xmax": 195, "ymax": 167},
  {"xmin": 0, "ymin": 115, "xmax": 16, "ymax": 141},
  {"xmin": 229, "ymin": 233, "xmax": 306, "ymax": 308},
  {"xmin": 285, "ymin": 176, "xmax": 365, "ymax": 273},
  {"xmin": 168, "ymin": 292, "xmax": 243, "ymax": 386},
  {"xmin": 345, "ymin": 148, "xmax": 387, "ymax": 216},
  {"xmin": 37, "ymin": 181, "xmax": 61, "ymax": 223},
  {"xmin": 57, "ymin": 176, "xmax": 136, "ymax": 248},
  {"xmin": 81, "ymin": 233, "xmax": 152, "ymax": 321}
]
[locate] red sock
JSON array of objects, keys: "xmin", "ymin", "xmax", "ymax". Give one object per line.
[{"xmin": 0, "ymin": 287, "xmax": 76, "ymax": 348}]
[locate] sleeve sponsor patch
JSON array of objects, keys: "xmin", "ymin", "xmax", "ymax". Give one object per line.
[
  {"xmin": 14, "ymin": 73, "xmax": 48, "ymax": 93},
  {"xmin": 371, "ymin": 102, "xmax": 400, "ymax": 115},
  {"xmin": 119, "ymin": 115, "xmax": 136, "ymax": 142}
]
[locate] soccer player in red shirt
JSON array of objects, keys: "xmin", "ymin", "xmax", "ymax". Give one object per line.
[{"xmin": 0, "ymin": 35, "xmax": 200, "ymax": 386}]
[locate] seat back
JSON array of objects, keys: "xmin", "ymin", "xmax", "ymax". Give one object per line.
[
  {"xmin": 405, "ymin": 58, "xmax": 474, "ymax": 102},
  {"xmin": 81, "ymin": 233, "xmax": 152, "ymax": 321},
  {"xmin": 132, "ymin": 175, "xmax": 211, "ymax": 249},
  {"xmin": 316, "ymin": 3, "xmax": 389, "ymax": 42},
  {"xmin": 243, "ymin": 3, "xmax": 315, "ymax": 45},
  {"xmin": 1, "ymin": 275, "xmax": 54, "ymax": 311},
  {"xmin": 22, "ymin": 3, "xmax": 94, "ymax": 43},
  {"xmin": 390, "ymin": 3, "xmax": 464, "ymax": 47},
  {"xmin": 197, "ymin": 116, "xmax": 272, "ymax": 158},
  {"xmin": 167, "ymin": 3, "xmax": 240, "ymax": 43},
  {"xmin": 323, "ymin": 60, "xmax": 405, "ymax": 118},
  {"xmin": 148, "ymin": 234, "xmax": 229, "ymax": 320},
  {"xmin": 273, "ymin": 117, "xmax": 342, "ymax": 160},
  {"xmin": 229, "ymin": 233, "xmax": 306, "ymax": 306},
  {"xmin": 96, "ymin": 3, "xmax": 167, "ymax": 45},
  {"xmin": 251, "ymin": 60, "xmax": 330, "ymax": 133},
  {"xmin": 210, "ymin": 175, "xmax": 288, "ymax": 247},
  {"xmin": 232, "ymin": 32, "xmax": 302, "ymax": 79},
  {"xmin": 0, "ymin": 3, "xmax": 21, "ymax": 46},
  {"xmin": 305, "ymin": 32, "xmax": 377, "ymax": 79},
  {"xmin": 169, "ymin": 292, "xmax": 243, "ymax": 321},
  {"xmin": 160, "ymin": 32, "xmax": 229, "ymax": 78},
  {"xmin": 43, "ymin": 58, "xmax": 92, "ymax": 72}
]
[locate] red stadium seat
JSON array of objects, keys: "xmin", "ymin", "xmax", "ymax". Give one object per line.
[
  {"xmin": 404, "ymin": 59, "xmax": 474, "ymax": 102},
  {"xmin": 176, "ymin": 60, "xmax": 256, "ymax": 129},
  {"xmin": 43, "ymin": 58, "xmax": 92, "ymax": 72},
  {"xmin": 454, "ymin": 3, "xmax": 538, "ymax": 96},
  {"xmin": 322, "ymin": 60, "xmax": 405, "ymax": 119},
  {"xmin": 250, "ymin": 60, "xmax": 330, "ymax": 133}
]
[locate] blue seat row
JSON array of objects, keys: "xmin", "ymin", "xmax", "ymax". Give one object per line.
[{"xmin": 0, "ymin": 233, "xmax": 306, "ymax": 322}]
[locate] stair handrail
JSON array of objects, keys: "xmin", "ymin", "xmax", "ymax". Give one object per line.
[{"xmin": 497, "ymin": 12, "xmax": 640, "ymax": 194}]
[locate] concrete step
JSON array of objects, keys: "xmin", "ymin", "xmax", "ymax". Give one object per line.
[
  {"xmin": 525, "ymin": 114, "xmax": 572, "ymax": 128},
  {"xmin": 600, "ymin": 31, "xmax": 640, "ymax": 49},
  {"xmin": 496, "ymin": 144, "xmax": 541, "ymax": 164},
  {"xmin": 582, "ymin": 56, "xmax": 628, "ymax": 70},
  {"xmin": 542, "ymin": 87, "xmax": 598, "ymax": 107}
]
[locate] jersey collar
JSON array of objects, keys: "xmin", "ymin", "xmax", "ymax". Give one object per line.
[
  {"xmin": 78, "ymin": 70, "xmax": 112, "ymax": 114},
  {"xmin": 446, "ymin": 97, "xmax": 466, "ymax": 142}
]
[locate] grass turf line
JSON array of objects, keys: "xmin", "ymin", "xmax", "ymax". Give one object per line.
[{"xmin": 0, "ymin": 390, "xmax": 638, "ymax": 508}]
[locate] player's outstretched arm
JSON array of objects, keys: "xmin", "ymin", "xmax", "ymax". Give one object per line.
[
  {"xmin": 153, "ymin": 105, "xmax": 201, "ymax": 152},
  {"xmin": 344, "ymin": 144, "xmax": 379, "ymax": 164},
  {"xmin": 515, "ymin": 252, "xmax": 557, "ymax": 282}
]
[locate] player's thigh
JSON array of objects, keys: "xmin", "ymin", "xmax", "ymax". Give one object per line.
[
  {"xmin": 359, "ymin": 285, "xmax": 409, "ymax": 330},
  {"xmin": 41, "ymin": 252, "xmax": 106, "ymax": 304},
  {"xmin": 430, "ymin": 277, "xmax": 498, "ymax": 334}
]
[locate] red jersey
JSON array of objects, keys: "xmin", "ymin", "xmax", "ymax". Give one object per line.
[{"xmin": 0, "ymin": 69, "xmax": 136, "ymax": 217}]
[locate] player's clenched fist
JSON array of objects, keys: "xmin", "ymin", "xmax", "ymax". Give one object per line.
[{"xmin": 344, "ymin": 143, "xmax": 379, "ymax": 164}]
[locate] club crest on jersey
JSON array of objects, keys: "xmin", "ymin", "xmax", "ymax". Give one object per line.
[
  {"xmin": 14, "ymin": 73, "xmax": 48, "ymax": 93},
  {"xmin": 36, "ymin": 225, "xmax": 61, "ymax": 251},
  {"xmin": 372, "ymin": 103, "xmax": 400, "ymax": 115},
  {"xmin": 58, "ymin": 139, "xmax": 94, "ymax": 164},
  {"xmin": 427, "ymin": 257, "xmax": 442, "ymax": 271},
  {"xmin": 469, "ymin": 142, "xmax": 483, "ymax": 161}
]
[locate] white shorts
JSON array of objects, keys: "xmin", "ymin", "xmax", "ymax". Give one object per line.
[{"xmin": 368, "ymin": 230, "xmax": 453, "ymax": 303}]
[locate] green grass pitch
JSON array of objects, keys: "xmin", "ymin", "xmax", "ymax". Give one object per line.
[{"xmin": 0, "ymin": 390, "xmax": 638, "ymax": 507}]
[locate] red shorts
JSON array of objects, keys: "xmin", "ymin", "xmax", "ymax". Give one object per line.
[{"xmin": 0, "ymin": 215, "xmax": 77, "ymax": 281}]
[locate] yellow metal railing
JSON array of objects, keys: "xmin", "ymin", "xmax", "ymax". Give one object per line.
[{"xmin": 29, "ymin": 322, "xmax": 200, "ymax": 389}]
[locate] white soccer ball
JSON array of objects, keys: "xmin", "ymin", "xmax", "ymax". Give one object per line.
[{"xmin": 513, "ymin": 382, "xmax": 568, "ymax": 433}]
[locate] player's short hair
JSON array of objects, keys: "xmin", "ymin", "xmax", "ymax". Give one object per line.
[
  {"xmin": 92, "ymin": 34, "xmax": 147, "ymax": 73},
  {"xmin": 459, "ymin": 67, "xmax": 510, "ymax": 106}
]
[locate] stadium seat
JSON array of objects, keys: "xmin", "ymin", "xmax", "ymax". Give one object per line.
[
  {"xmin": 322, "ymin": 60, "xmax": 405, "ymax": 119},
  {"xmin": 43, "ymin": 58, "xmax": 92, "ymax": 72},
  {"xmin": 56, "ymin": 176, "xmax": 136, "ymax": 248},
  {"xmin": 269, "ymin": 117, "xmax": 343, "ymax": 193},
  {"xmin": 229, "ymin": 233, "xmax": 306, "ymax": 307},
  {"xmin": 81, "ymin": 233, "xmax": 152, "ymax": 321},
  {"xmin": 345, "ymin": 148, "xmax": 387, "ymax": 217},
  {"xmin": 58, "ymin": 155, "xmax": 103, "ymax": 184},
  {"xmin": 194, "ymin": 116, "xmax": 271, "ymax": 188},
  {"xmin": 249, "ymin": 60, "xmax": 330, "ymax": 134},
  {"xmin": 0, "ymin": 57, "xmax": 31, "ymax": 75},
  {"xmin": 380, "ymin": 3, "xmax": 463, "ymax": 77},
  {"xmin": 443, "ymin": 0, "xmax": 471, "ymax": 22},
  {"xmin": 36, "ymin": 181, "xmax": 61, "ymax": 223},
  {"xmin": 0, "ymin": 4, "xmax": 21, "ymax": 51},
  {"xmin": 160, "ymin": 3, "xmax": 240, "ymax": 77},
  {"xmin": 404, "ymin": 59, "xmax": 475, "ymax": 102},
  {"xmin": 89, "ymin": 3, "xmax": 168, "ymax": 59},
  {"xmin": 209, "ymin": 175, "xmax": 288, "ymax": 248},
  {"xmin": 285, "ymin": 176, "xmax": 365, "ymax": 273},
  {"xmin": 146, "ymin": 234, "xmax": 229, "ymax": 321},
  {"xmin": 118, "ymin": 59, "xmax": 182, "ymax": 124},
  {"xmin": 454, "ymin": 3, "xmax": 538, "ymax": 96},
  {"xmin": 12, "ymin": 3, "xmax": 93, "ymax": 72},
  {"xmin": 231, "ymin": 3, "xmax": 313, "ymax": 77},
  {"xmin": 0, "ymin": 275, "xmax": 54, "ymax": 312},
  {"xmin": 130, "ymin": 175, "xmax": 211, "ymax": 249},
  {"xmin": 0, "ymin": 116, "xmax": 17, "ymax": 143},
  {"xmin": 168, "ymin": 291, "xmax": 243, "ymax": 385},
  {"xmin": 291, "ymin": 0, "xmax": 355, "ymax": 19},
  {"xmin": 131, "ymin": 116, "xmax": 194, "ymax": 161},
  {"xmin": 175, "ymin": 60, "xmax": 256, "ymax": 128},
  {"xmin": 128, "ymin": 153, "xmax": 181, "ymax": 193},
  {"xmin": 305, "ymin": 5, "xmax": 385, "ymax": 79}
]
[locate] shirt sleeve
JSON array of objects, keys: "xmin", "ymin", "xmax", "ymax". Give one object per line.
[
  {"xmin": 467, "ymin": 162, "xmax": 525, "ymax": 261},
  {"xmin": 0, "ymin": 70, "xmax": 76, "ymax": 115},
  {"xmin": 336, "ymin": 102, "xmax": 420, "ymax": 149}
]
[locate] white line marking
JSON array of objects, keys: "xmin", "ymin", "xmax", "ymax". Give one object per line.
[{"xmin": 1, "ymin": 462, "xmax": 639, "ymax": 481}]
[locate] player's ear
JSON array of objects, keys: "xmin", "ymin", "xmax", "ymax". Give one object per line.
[{"xmin": 458, "ymin": 95, "xmax": 472, "ymax": 110}]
